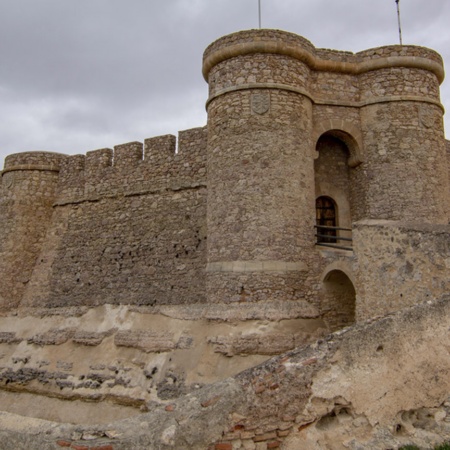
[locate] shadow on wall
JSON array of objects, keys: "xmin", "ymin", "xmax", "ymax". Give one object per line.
[{"xmin": 321, "ymin": 269, "xmax": 356, "ymax": 331}]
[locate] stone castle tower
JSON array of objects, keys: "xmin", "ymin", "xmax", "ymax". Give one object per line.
[
  {"xmin": 204, "ymin": 29, "xmax": 448, "ymax": 311},
  {"xmin": 0, "ymin": 30, "xmax": 449, "ymax": 449}
]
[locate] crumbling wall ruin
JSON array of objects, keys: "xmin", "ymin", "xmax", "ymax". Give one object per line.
[{"xmin": 0, "ymin": 295, "xmax": 449, "ymax": 449}]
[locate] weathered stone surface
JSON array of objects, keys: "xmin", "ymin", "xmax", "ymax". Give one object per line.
[
  {"xmin": 354, "ymin": 220, "xmax": 450, "ymax": 320},
  {"xmin": 72, "ymin": 329, "xmax": 116, "ymax": 346},
  {"xmin": 0, "ymin": 297, "xmax": 449, "ymax": 449},
  {"xmin": 0, "ymin": 332, "xmax": 22, "ymax": 344},
  {"xmin": 208, "ymin": 332, "xmax": 325, "ymax": 357},
  {"xmin": 114, "ymin": 330, "xmax": 176, "ymax": 352},
  {"xmin": 28, "ymin": 328, "xmax": 76, "ymax": 346}
]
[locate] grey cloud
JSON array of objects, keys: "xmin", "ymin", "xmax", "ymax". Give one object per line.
[{"xmin": 0, "ymin": 0, "xmax": 449, "ymax": 166}]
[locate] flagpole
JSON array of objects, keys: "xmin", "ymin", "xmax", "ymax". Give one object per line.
[
  {"xmin": 258, "ymin": 0, "xmax": 262, "ymax": 29},
  {"xmin": 396, "ymin": 0, "xmax": 403, "ymax": 45}
]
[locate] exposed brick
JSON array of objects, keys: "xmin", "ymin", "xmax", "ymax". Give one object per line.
[
  {"xmin": 71, "ymin": 445, "xmax": 89, "ymax": 450},
  {"xmin": 91, "ymin": 446, "xmax": 114, "ymax": 450},
  {"xmin": 215, "ymin": 443, "xmax": 232, "ymax": 450},
  {"xmin": 253, "ymin": 432, "xmax": 277, "ymax": 442},
  {"xmin": 201, "ymin": 395, "xmax": 221, "ymax": 407},
  {"xmin": 165, "ymin": 404, "xmax": 175, "ymax": 412},
  {"xmin": 267, "ymin": 442, "xmax": 281, "ymax": 449},
  {"xmin": 56, "ymin": 441, "xmax": 72, "ymax": 448}
]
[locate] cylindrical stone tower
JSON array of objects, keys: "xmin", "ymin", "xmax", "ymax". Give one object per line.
[
  {"xmin": 358, "ymin": 45, "xmax": 448, "ymax": 223},
  {"xmin": 0, "ymin": 152, "xmax": 66, "ymax": 311},
  {"xmin": 203, "ymin": 30, "xmax": 316, "ymax": 304}
]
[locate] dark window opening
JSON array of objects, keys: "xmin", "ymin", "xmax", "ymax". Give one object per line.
[{"xmin": 316, "ymin": 196, "xmax": 337, "ymax": 243}]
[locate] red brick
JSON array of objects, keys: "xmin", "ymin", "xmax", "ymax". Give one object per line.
[
  {"xmin": 165, "ymin": 404, "xmax": 175, "ymax": 411},
  {"xmin": 71, "ymin": 445, "xmax": 89, "ymax": 450},
  {"xmin": 215, "ymin": 443, "xmax": 232, "ymax": 450},
  {"xmin": 201, "ymin": 395, "xmax": 221, "ymax": 407},
  {"xmin": 254, "ymin": 432, "xmax": 277, "ymax": 442},
  {"xmin": 56, "ymin": 441, "xmax": 72, "ymax": 448},
  {"xmin": 91, "ymin": 446, "xmax": 114, "ymax": 450},
  {"xmin": 267, "ymin": 442, "xmax": 281, "ymax": 449}
]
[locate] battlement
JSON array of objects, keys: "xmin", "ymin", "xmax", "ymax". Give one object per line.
[
  {"xmin": 203, "ymin": 29, "xmax": 444, "ymax": 82},
  {"xmin": 203, "ymin": 29, "xmax": 444, "ymax": 111},
  {"xmin": 57, "ymin": 126, "xmax": 207, "ymax": 204}
]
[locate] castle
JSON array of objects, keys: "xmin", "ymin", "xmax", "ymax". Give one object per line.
[{"xmin": 0, "ymin": 29, "xmax": 449, "ymax": 449}]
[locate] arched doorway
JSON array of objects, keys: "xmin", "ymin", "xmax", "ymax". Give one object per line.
[{"xmin": 321, "ymin": 269, "xmax": 356, "ymax": 331}]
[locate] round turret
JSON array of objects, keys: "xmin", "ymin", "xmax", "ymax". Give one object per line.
[
  {"xmin": 0, "ymin": 151, "xmax": 67, "ymax": 310},
  {"xmin": 204, "ymin": 30, "xmax": 316, "ymax": 304}
]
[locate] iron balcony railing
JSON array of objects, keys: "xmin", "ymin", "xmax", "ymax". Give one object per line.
[{"xmin": 314, "ymin": 225, "xmax": 353, "ymax": 251}]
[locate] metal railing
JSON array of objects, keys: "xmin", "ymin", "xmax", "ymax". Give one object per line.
[{"xmin": 315, "ymin": 225, "xmax": 353, "ymax": 251}]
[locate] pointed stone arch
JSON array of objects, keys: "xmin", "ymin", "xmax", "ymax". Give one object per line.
[{"xmin": 312, "ymin": 119, "xmax": 364, "ymax": 167}]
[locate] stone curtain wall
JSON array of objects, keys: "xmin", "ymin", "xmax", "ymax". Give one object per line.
[
  {"xmin": 353, "ymin": 219, "xmax": 450, "ymax": 320},
  {"xmin": 20, "ymin": 127, "xmax": 208, "ymax": 309}
]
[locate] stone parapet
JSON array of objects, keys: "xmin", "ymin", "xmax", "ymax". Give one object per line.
[
  {"xmin": 3, "ymin": 151, "xmax": 67, "ymax": 174},
  {"xmin": 203, "ymin": 29, "xmax": 444, "ymax": 108},
  {"xmin": 58, "ymin": 126, "xmax": 207, "ymax": 204}
]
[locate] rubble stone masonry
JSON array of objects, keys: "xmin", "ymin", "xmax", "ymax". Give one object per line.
[{"xmin": 0, "ymin": 29, "xmax": 449, "ymax": 448}]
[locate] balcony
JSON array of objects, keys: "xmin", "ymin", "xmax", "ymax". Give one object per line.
[{"xmin": 315, "ymin": 225, "xmax": 353, "ymax": 251}]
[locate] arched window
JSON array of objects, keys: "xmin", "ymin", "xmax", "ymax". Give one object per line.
[{"xmin": 316, "ymin": 196, "xmax": 337, "ymax": 243}]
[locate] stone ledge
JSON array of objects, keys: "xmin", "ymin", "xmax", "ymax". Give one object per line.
[
  {"xmin": 28, "ymin": 328, "xmax": 76, "ymax": 346},
  {"xmin": 129, "ymin": 300, "xmax": 320, "ymax": 321},
  {"xmin": 206, "ymin": 260, "xmax": 308, "ymax": 273},
  {"xmin": 0, "ymin": 332, "xmax": 22, "ymax": 344},
  {"xmin": 72, "ymin": 329, "xmax": 117, "ymax": 346},
  {"xmin": 114, "ymin": 330, "xmax": 176, "ymax": 353},
  {"xmin": 206, "ymin": 83, "xmax": 444, "ymax": 113}
]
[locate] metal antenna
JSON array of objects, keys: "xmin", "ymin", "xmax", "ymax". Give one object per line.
[
  {"xmin": 258, "ymin": 0, "xmax": 262, "ymax": 29},
  {"xmin": 395, "ymin": 0, "xmax": 403, "ymax": 45}
]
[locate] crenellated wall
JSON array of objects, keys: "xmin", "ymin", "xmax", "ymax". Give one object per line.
[{"xmin": 22, "ymin": 127, "xmax": 208, "ymax": 309}]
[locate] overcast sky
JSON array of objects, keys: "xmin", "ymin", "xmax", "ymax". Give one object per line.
[{"xmin": 0, "ymin": 0, "xmax": 449, "ymax": 168}]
